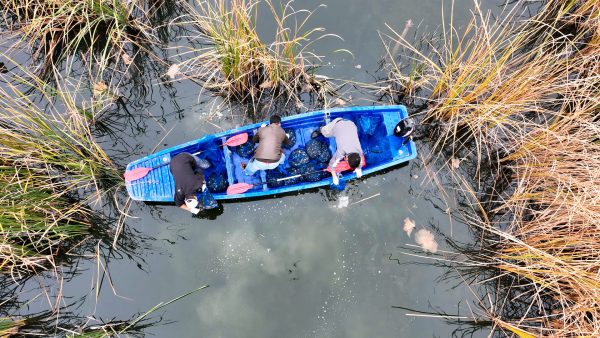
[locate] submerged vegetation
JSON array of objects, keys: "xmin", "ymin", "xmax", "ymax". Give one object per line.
[{"xmin": 384, "ymin": 0, "xmax": 599, "ymax": 336}]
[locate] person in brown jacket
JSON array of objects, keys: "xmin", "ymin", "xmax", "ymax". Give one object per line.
[{"xmin": 244, "ymin": 115, "xmax": 291, "ymax": 176}]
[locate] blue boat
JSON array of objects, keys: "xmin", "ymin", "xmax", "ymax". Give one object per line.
[{"xmin": 125, "ymin": 105, "xmax": 417, "ymax": 201}]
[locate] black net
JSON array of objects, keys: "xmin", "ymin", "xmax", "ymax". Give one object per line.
[
  {"xmin": 236, "ymin": 141, "xmax": 255, "ymax": 158},
  {"xmin": 284, "ymin": 128, "xmax": 296, "ymax": 149},
  {"xmin": 206, "ymin": 172, "xmax": 228, "ymax": 192},
  {"xmin": 288, "ymin": 148, "xmax": 310, "ymax": 167},
  {"xmin": 306, "ymin": 138, "xmax": 331, "ymax": 164}
]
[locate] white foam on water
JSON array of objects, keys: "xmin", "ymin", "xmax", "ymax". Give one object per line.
[{"xmin": 337, "ymin": 196, "xmax": 350, "ymax": 208}]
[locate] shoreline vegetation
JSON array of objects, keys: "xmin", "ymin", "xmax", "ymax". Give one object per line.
[
  {"xmin": 0, "ymin": 0, "xmax": 597, "ymax": 336},
  {"xmin": 383, "ymin": 0, "xmax": 599, "ymax": 336}
]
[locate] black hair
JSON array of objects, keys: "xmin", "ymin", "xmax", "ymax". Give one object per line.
[
  {"xmin": 347, "ymin": 153, "xmax": 361, "ymax": 169},
  {"xmin": 269, "ymin": 115, "xmax": 282, "ymax": 124}
]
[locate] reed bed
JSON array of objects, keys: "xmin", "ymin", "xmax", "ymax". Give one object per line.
[
  {"xmin": 175, "ymin": 0, "xmax": 333, "ymax": 107},
  {"xmin": 0, "ymin": 0, "xmax": 154, "ymax": 79},
  {"xmin": 0, "ymin": 318, "xmax": 22, "ymax": 336},
  {"xmin": 385, "ymin": 0, "xmax": 600, "ymax": 336},
  {"xmin": 0, "ymin": 62, "xmax": 122, "ymax": 276}
]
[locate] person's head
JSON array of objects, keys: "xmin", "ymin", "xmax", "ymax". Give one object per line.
[
  {"xmin": 185, "ymin": 195, "xmax": 199, "ymax": 209},
  {"xmin": 347, "ymin": 153, "xmax": 361, "ymax": 169},
  {"xmin": 269, "ymin": 115, "xmax": 282, "ymax": 125}
]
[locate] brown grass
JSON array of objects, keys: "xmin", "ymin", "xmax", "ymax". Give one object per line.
[{"xmin": 385, "ymin": 0, "xmax": 600, "ymax": 336}]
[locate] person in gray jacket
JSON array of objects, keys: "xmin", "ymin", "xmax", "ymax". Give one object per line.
[
  {"xmin": 244, "ymin": 115, "xmax": 291, "ymax": 176},
  {"xmin": 312, "ymin": 118, "xmax": 364, "ymax": 185}
]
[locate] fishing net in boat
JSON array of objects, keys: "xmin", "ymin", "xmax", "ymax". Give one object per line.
[
  {"xmin": 296, "ymin": 163, "xmax": 329, "ymax": 182},
  {"xmin": 272, "ymin": 141, "xmax": 331, "ymax": 187},
  {"xmin": 198, "ymin": 148, "xmax": 228, "ymax": 193},
  {"xmin": 284, "ymin": 128, "xmax": 296, "ymax": 149},
  {"xmin": 206, "ymin": 172, "xmax": 228, "ymax": 192},
  {"xmin": 283, "ymin": 166, "xmax": 302, "ymax": 186},
  {"xmin": 306, "ymin": 138, "xmax": 331, "ymax": 163},
  {"xmin": 236, "ymin": 141, "xmax": 255, "ymax": 158},
  {"xmin": 266, "ymin": 168, "xmax": 286, "ymax": 188},
  {"xmin": 288, "ymin": 148, "xmax": 310, "ymax": 167}
]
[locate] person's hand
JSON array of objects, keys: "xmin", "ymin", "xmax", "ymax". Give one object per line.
[
  {"xmin": 190, "ymin": 207, "xmax": 201, "ymax": 215},
  {"xmin": 332, "ymin": 172, "xmax": 340, "ymax": 186},
  {"xmin": 354, "ymin": 168, "xmax": 362, "ymax": 178}
]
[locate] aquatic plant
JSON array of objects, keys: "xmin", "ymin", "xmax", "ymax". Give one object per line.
[
  {"xmin": 385, "ymin": 0, "xmax": 600, "ymax": 336},
  {"xmin": 0, "ymin": 318, "xmax": 23, "ymax": 336},
  {"xmin": 175, "ymin": 0, "xmax": 335, "ymax": 107},
  {"xmin": 0, "ymin": 0, "xmax": 153, "ymax": 79},
  {"xmin": 0, "ymin": 61, "xmax": 122, "ymax": 275}
]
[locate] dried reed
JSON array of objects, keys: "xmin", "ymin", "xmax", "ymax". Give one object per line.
[
  {"xmin": 0, "ymin": 0, "xmax": 154, "ymax": 79},
  {"xmin": 0, "ymin": 60, "xmax": 122, "ymax": 276},
  {"xmin": 385, "ymin": 0, "xmax": 600, "ymax": 335}
]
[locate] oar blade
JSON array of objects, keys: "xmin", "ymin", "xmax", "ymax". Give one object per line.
[
  {"xmin": 226, "ymin": 182, "xmax": 255, "ymax": 195},
  {"xmin": 124, "ymin": 167, "xmax": 153, "ymax": 182},
  {"xmin": 224, "ymin": 133, "xmax": 248, "ymax": 147}
]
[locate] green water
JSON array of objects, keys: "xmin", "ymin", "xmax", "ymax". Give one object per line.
[{"xmin": 9, "ymin": 0, "xmax": 507, "ymax": 336}]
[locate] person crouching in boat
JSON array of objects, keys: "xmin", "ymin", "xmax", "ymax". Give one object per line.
[
  {"xmin": 170, "ymin": 152, "xmax": 207, "ymax": 214},
  {"xmin": 244, "ymin": 115, "xmax": 291, "ymax": 176},
  {"xmin": 312, "ymin": 118, "xmax": 366, "ymax": 186}
]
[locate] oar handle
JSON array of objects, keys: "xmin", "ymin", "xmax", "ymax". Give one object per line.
[{"xmin": 275, "ymin": 173, "xmax": 301, "ymax": 182}]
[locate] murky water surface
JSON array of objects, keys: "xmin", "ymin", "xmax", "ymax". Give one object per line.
[{"xmin": 16, "ymin": 1, "xmax": 506, "ymax": 337}]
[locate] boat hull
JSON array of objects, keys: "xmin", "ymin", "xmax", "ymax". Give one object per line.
[{"xmin": 125, "ymin": 105, "xmax": 417, "ymax": 201}]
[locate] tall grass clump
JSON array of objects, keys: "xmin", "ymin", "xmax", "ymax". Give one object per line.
[
  {"xmin": 382, "ymin": 2, "xmax": 578, "ymax": 166},
  {"xmin": 384, "ymin": 0, "xmax": 600, "ymax": 336},
  {"xmin": 176, "ymin": 0, "xmax": 334, "ymax": 107},
  {"xmin": 0, "ymin": 63, "xmax": 122, "ymax": 276},
  {"xmin": 0, "ymin": 0, "xmax": 154, "ymax": 79}
]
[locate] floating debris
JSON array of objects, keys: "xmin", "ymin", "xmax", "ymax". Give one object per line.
[
  {"xmin": 122, "ymin": 53, "xmax": 133, "ymax": 65},
  {"xmin": 301, "ymin": 83, "xmax": 313, "ymax": 92},
  {"xmin": 451, "ymin": 157, "xmax": 461, "ymax": 169},
  {"xmin": 167, "ymin": 64, "xmax": 180, "ymax": 79},
  {"xmin": 415, "ymin": 229, "xmax": 438, "ymax": 253},
  {"xmin": 349, "ymin": 193, "xmax": 381, "ymax": 206},
  {"xmin": 259, "ymin": 80, "xmax": 274, "ymax": 89},
  {"xmin": 93, "ymin": 81, "xmax": 108, "ymax": 97},
  {"xmin": 403, "ymin": 217, "xmax": 415, "ymax": 236}
]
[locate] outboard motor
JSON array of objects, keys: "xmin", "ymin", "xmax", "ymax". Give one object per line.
[{"xmin": 393, "ymin": 117, "xmax": 415, "ymax": 140}]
